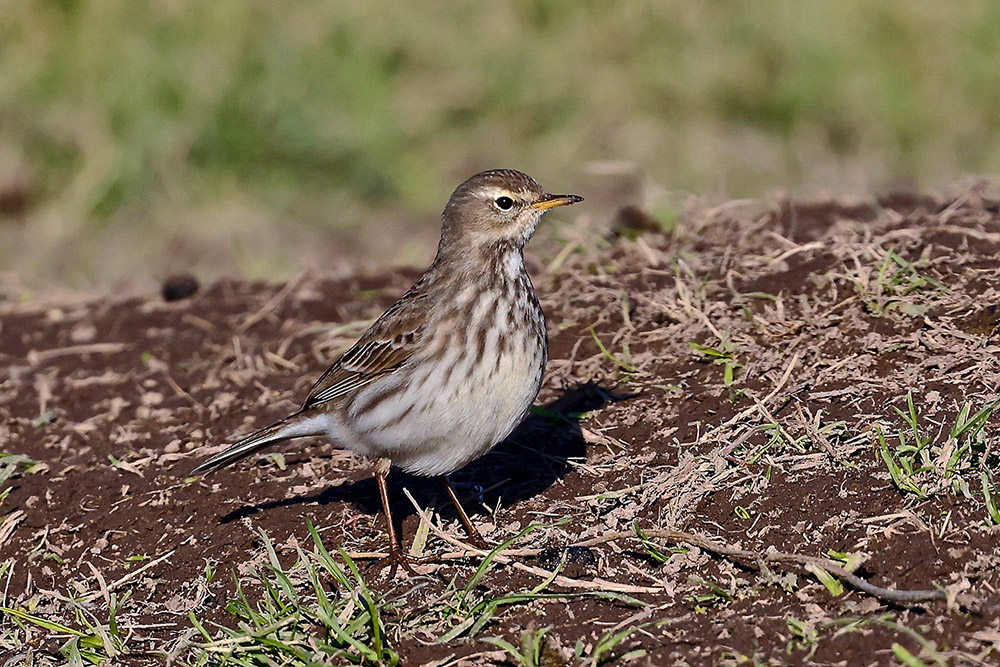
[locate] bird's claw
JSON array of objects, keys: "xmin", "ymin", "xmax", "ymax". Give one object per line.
[
  {"xmin": 464, "ymin": 530, "xmax": 492, "ymax": 551},
  {"xmin": 377, "ymin": 548, "xmax": 426, "ymax": 578}
]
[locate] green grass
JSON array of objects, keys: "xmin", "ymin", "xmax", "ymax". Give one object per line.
[
  {"xmin": 770, "ymin": 614, "xmax": 951, "ymax": 666},
  {"xmin": 841, "ymin": 247, "xmax": 944, "ymax": 318},
  {"xmin": 688, "ymin": 340, "xmax": 739, "ymax": 387},
  {"xmin": 0, "ymin": 452, "xmax": 40, "ymax": 506},
  {"xmin": 785, "ymin": 617, "xmax": 820, "ymax": 662},
  {"xmin": 1, "ymin": 593, "xmax": 130, "ymax": 665},
  {"xmin": 485, "ymin": 621, "xmax": 656, "ymax": 667},
  {"xmin": 3, "ymin": 2, "xmax": 1000, "ymax": 286},
  {"xmin": 435, "ymin": 522, "xmax": 644, "ymax": 642},
  {"xmin": 981, "ymin": 472, "xmax": 1000, "ymax": 525},
  {"xmin": 876, "ymin": 392, "xmax": 1000, "ymax": 500},
  {"xmin": 188, "ymin": 521, "xmax": 398, "ymax": 666},
  {"xmin": 484, "ymin": 625, "xmax": 555, "ymax": 667},
  {"xmin": 590, "ymin": 326, "xmax": 638, "ymax": 374},
  {"xmin": 185, "ymin": 519, "xmax": 645, "ymax": 665}
]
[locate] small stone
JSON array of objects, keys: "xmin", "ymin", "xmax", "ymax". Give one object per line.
[
  {"xmin": 612, "ymin": 205, "xmax": 665, "ymax": 239},
  {"xmin": 162, "ymin": 273, "xmax": 199, "ymax": 302},
  {"xmin": 0, "ymin": 174, "xmax": 30, "ymax": 214},
  {"xmin": 69, "ymin": 323, "xmax": 97, "ymax": 343}
]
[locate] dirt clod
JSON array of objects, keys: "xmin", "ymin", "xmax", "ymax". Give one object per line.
[{"xmin": 161, "ymin": 272, "xmax": 200, "ymax": 301}]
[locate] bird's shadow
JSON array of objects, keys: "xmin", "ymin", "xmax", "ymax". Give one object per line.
[{"xmin": 219, "ymin": 382, "xmax": 627, "ymax": 536}]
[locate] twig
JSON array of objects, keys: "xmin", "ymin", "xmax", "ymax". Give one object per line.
[
  {"xmin": 695, "ymin": 349, "xmax": 801, "ymax": 451},
  {"xmin": 761, "ymin": 349, "xmax": 801, "ymax": 405},
  {"xmin": 0, "ymin": 511, "xmax": 25, "ymax": 551},
  {"xmin": 769, "ymin": 241, "xmax": 825, "ymax": 266},
  {"xmin": 580, "ymin": 528, "xmax": 950, "ymax": 604},
  {"xmin": 86, "ymin": 561, "xmax": 111, "ymax": 607},
  {"xmin": 925, "ymin": 225, "xmax": 1000, "ymax": 244},
  {"xmin": 162, "ymin": 372, "xmax": 203, "ymax": 409},
  {"xmin": 27, "ymin": 343, "xmax": 128, "ymax": 365},
  {"xmin": 674, "ymin": 276, "xmax": 722, "ymax": 340},
  {"xmin": 236, "ymin": 272, "xmax": 307, "ymax": 334},
  {"xmin": 752, "ymin": 395, "xmax": 797, "ymax": 450},
  {"xmin": 80, "ymin": 547, "xmax": 177, "ymax": 603},
  {"xmin": 401, "ymin": 489, "xmax": 661, "ymax": 594},
  {"xmin": 382, "ymin": 494, "xmax": 955, "ymax": 605}
]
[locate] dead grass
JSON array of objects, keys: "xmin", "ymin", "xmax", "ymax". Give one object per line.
[{"xmin": 2, "ymin": 181, "xmax": 1000, "ymax": 665}]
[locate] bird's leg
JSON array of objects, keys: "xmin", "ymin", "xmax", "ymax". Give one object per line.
[
  {"xmin": 374, "ymin": 458, "xmax": 418, "ymax": 577},
  {"xmin": 440, "ymin": 476, "xmax": 491, "ymax": 549}
]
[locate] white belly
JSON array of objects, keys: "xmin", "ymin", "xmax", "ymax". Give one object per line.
[{"xmin": 342, "ymin": 326, "xmax": 545, "ymax": 476}]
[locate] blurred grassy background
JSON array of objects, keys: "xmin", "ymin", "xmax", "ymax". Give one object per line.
[{"xmin": 2, "ymin": 1, "xmax": 999, "ymax": 291}]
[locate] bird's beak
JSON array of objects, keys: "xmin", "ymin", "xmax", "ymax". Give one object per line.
[{"xmin": 530, "ymin": 193, "xmax": 584, "ymax": 211}]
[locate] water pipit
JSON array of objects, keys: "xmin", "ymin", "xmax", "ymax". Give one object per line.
[{"xmin": 193, "ymin": 169, "xmax": 582, "ymax": 575}]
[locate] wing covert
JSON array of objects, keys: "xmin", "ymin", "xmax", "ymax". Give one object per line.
[{"xmin": 301, "ymin": 295, "xmax": 427, "ymax": 409}]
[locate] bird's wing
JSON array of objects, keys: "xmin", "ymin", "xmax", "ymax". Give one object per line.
[{"xmin": 302, "ymin": 294, "xmax": 427, "ymax": 409}]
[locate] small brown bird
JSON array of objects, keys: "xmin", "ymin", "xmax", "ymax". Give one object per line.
[{"xmin": 193, "ymin": 169, "xmax": 582, "ymax": 574}]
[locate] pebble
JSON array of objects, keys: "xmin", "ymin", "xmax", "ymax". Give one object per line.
[{"xmin": 162, "ymin": 273, "xmax": 199, "ymax": 301}]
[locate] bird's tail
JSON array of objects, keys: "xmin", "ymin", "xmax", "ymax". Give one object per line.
[{"xmin": 191, "ymin": 411, "xmax": 326, "ymax": 475}]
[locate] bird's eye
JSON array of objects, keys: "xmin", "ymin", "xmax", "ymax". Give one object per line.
[{"xmin": 494, "ymin": 196, "xmax": 514, "ymax": 210}]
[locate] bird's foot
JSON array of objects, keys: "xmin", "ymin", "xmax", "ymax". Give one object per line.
[
  {"xmin": 376, "ymin": 548, "xmax": 427, "ymax": 578},
  {"xmin": 463, "ymin": 527, "xmax": 492, "ymax": 551}
]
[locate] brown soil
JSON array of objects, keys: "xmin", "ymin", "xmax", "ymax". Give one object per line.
[{"xmin": 3, "ymin": 187, "xmax": 1000, "ymax": 666}]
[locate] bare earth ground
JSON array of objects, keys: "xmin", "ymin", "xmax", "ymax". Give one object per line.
[{"xmin": 2, "ymin": 188, "xmax": 1000, "ymax": 666}]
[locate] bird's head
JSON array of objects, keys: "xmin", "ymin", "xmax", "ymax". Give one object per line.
[{"xmin": 438, "ymin": 169, "xmax": 582, "ymax": 252}]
